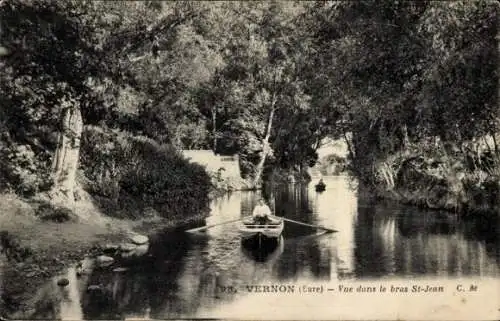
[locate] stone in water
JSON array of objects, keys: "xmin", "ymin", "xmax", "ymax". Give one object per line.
[
  {"xmin": 113, "ymin": 267, "xmax": 128, "ymax": 272},
  {"xmin": 130, "ymin": 234, "xmax": 149, "ymax": 245},
  {"xmin": 96, "ymin": 255, "xmax": 114, "ymax": 266},
  {"xmin": 119, "ymin": 243, "xmax": 137, "ymax": 252},
  {"xmin": 57, "ymin": 278, "xmax": 70, "ymax": 287}
]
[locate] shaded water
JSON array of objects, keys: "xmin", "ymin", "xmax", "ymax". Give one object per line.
[{"xmin": 4, "ymin": 176, "xmax": 500, "ymax": 319}]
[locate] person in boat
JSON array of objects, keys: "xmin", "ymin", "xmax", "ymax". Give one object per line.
[{"xmin": 252, "ymin": 198, "xmax": 272, "ymax": 224}]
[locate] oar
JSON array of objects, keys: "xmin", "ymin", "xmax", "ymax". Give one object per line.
[
  {"xmin": 270, "ymin": 215, "xmax": 337, "ymax": 233},
  {"xmin": 185, "ymin": 217, "xmax": 246, "ymax": 233}
]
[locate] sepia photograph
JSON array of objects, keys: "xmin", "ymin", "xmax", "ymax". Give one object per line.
[{"xmin": 0, "ymin": 0, "xmax": 499, "ymax": 320}]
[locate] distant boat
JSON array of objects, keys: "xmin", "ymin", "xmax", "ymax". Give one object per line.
[
  {"xmin": 315, "ymin": 181, "xmax": 326, "ymax": 192},
  {"xmin": 238, "ymin": 216, "xmax": 284, "ymax": 247}
]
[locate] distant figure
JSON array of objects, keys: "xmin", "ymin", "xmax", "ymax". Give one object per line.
[
  {"xmin": 252, "ymin": 198, "xmax": 272, "ymax": 224},
  {"xmin": 318, "ymin": 178, "xmax": 325, "ymax": 186}
]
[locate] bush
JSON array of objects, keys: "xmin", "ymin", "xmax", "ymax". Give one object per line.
[
  {"xmin": 35, "ymin": 203, "xmax": 74, "ymax": 223},
  {"xmin": 367, "ymin": 140, "xmax": 500, "ymax": 216},
  {"xmin": 80, "ymin": 126, "xmax": 211, "ymax": 219},
  {"xmin": 0, "ymin": 143, "xmax": 53, "ymax": 196},
  {"xmin": 0, "ymin": 231, "xmax": 33, "ymax": 262}
]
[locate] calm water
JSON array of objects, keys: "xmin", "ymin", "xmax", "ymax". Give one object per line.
[{"xmin": 4, "ymin": 176, "xmax": 500, "ymax": 319}]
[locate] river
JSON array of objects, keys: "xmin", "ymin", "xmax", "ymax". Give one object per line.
[{"xmin": 3, "ymin": 176, "xmax": 500, "ymax": 319}]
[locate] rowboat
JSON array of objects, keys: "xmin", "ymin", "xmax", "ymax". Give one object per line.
[
  {"xmin": 315, "ymin": 182, "xmax": 326, "ymax": 192},
  {"xmin": 238, "ymin": 216, "xmax": 284, "ymax": 246}
]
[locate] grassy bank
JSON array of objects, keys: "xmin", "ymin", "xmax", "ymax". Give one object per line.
[
  {"xmin": 0, "ymin": 190, "xmax": 211, "ymax": 274},
  {"xmin": 0, "ymin": 192, "xmax": 208, "ymax": 317}
]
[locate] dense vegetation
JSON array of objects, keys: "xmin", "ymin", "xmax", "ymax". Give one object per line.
[
  {"xmin": 0, "ymin": 1, "xmax": 498, "ymax": 217},
  {"xmin": 307, "ymin": 1, "xmax": 500, "ymax": 215},
  {"xmin": 0, "ymin": 0, "xmax": 214, "ymax": 218}
]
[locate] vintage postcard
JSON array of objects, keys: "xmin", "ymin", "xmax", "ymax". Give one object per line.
[{"xmin": 0, "ymin": 1, "xmax": 499, "ymax": 320}]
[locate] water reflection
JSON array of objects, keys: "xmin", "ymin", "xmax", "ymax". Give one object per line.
[
  {"xmin": 241, "ymin": 237, "xmax": 282, "ymax": 263},
  {"xmin": 59, "ymin": 267, "xmax": 84, "ymax": 320},
  {"xmin": 3, "ymin": 176, "xmax": 499, "ymax": 320},
  {"xmin": 354, "ymin": 198, "xmax": 500, "ymax": 278}
]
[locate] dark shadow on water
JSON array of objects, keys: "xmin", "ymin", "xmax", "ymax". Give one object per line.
[
  {"xmin": 241, "ymin": 237, "xmax": 280, "ymax": 263},
  {"xmin": 273, "ymin": 236, "xmax": 331, "ymax": 281},
  {"xmin": 274, "ymin": 184, "xmax": 317, "ymax": 238},
  {"xmin": 461, "ymin": 215, "xmax": 500, "ymax": 265},
  {"xmin": 396, "ymin": 207, "xmax": 459, "ymax": 237},
  {"xmin": 266, "ymin": 184, "xmax": 333, "ymax": 281},
  {"xmin": 81, "ymin": 229, "xmax": 209, "ymax": 320}
]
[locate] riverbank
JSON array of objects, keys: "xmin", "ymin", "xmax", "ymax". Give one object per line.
[
  {"xmin": 0, "ymin": 192, "xmax": 209, "ymax": 271},
  {"xmin": 366, "ymin": 143, "xmax": 500, "ymax": 219},
  {"xmin": 0, "ymin": 192, "xmax": 208, "ymax": 317}
]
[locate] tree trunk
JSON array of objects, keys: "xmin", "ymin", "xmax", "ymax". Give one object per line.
[
  {"xmin": 401, "ymin": 123, "xmax": 410, "ymax": 149},
  {"xmin": 212, "ymin": 106, "xmax": 217, "ymax": 152},
  {"xmin": 253, "ymin": 106, "xmax": 276, "ymax": 188},
  {"xmin": 50, "ymin": 104, "xmax": 83, "ymax": 204},
  {"xmin": 483, "ymin": 136, "xmax": 493, "ymax": 154},
  {"xmin": 490, "ymin": 130, "xmax": 499, "ymax": 156},
  {"xmin": 343, "ymin": 130, "xmax": 355, "ymax": 161}
]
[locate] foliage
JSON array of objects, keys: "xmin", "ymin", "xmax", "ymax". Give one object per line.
[
  {"xmin": 0, "ymin": 0, "xmax": 99, "ymax": 194},
  {"xmin": 318, "ymin": 154, "xmax": 348, "ymax": 176},
  {"xmin": 80, "ymin": 126, "xmax": 210, "ymax": 218},
  {"xmin": 0, "ymin": 0, "xmax": 498, "ymax": 216},
  {"xmin": 0, "ymin": 1, "xmax": 216, "ymax": 213},
  {"xmin": 370, "ymin": 139, "xmax": 499, "ymax": 215},
  {"xmin": 35, "ymin": 203, "xmax": 75, "ymax": 222},
  {"xmin": 195, "ymin": 2, "xmax": 318, "ymax": 181},
  {"xmin": 0, "ymin": 231, "xmax": 33, "ymax": 262},
  {"xmin": 304, "ymin": 0, "xmax": 499, "ymax": 184},
  {"xmin": 0, "ymin": 144, "xmax": 52, "ymax": 196}
]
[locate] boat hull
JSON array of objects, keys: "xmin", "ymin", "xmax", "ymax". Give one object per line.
[
  {"xmin": 241, "ymin": 233, "xmax": 280, "ymax": 248},
  {"xmin": 240, "ymin": 228, "xmax": 283, "ymax": 240},
  {"xmin": 238, "ymin": 219, "xmax": 284, "ymax": 242}
]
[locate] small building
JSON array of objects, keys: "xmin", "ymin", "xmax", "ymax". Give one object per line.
[{"xmin": 181, "ymin": 150, "xmax": 241, "ymax": 179}]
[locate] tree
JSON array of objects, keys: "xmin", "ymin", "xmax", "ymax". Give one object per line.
[
  {"xmin": 303, "ymin": 0, "xmax": 499, "ymax": 183},
  {"xmin": 199, "ymin": 2, "xmax": 313, "ymax": 186},
  {"xmin": 0, "ymin": 0, "xmax": 105, "ymax": 197}
]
